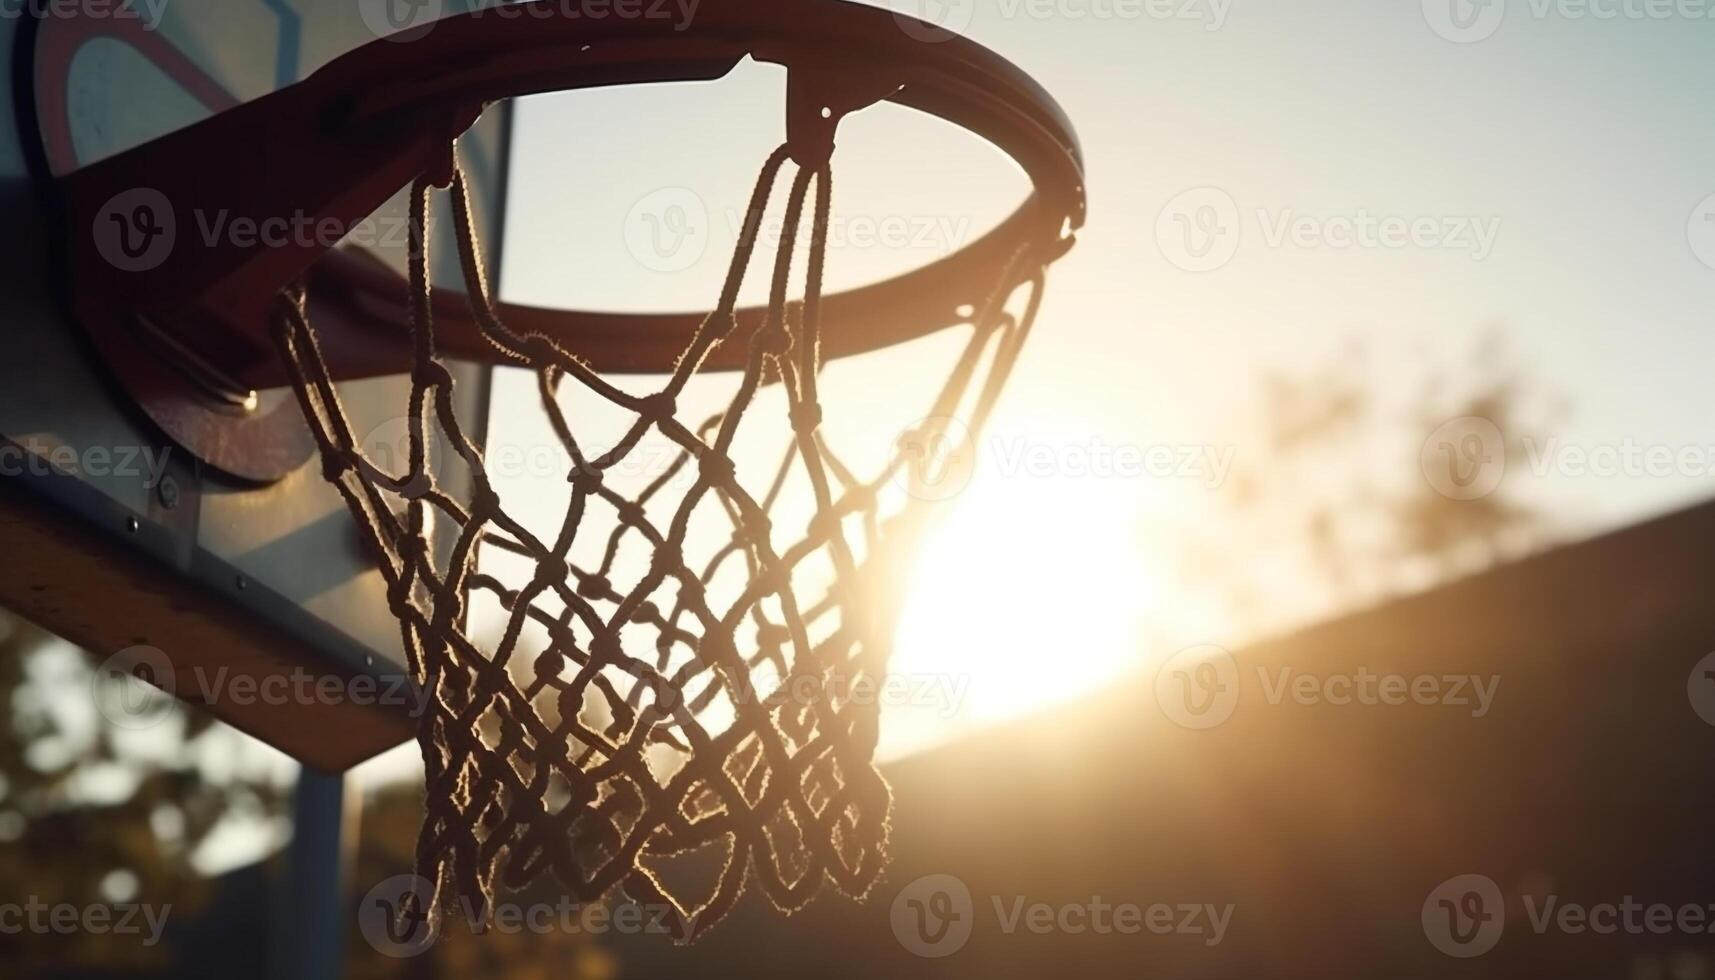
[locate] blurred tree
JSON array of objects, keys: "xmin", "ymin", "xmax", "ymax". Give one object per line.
[
  {"xmin": 0, "ymin": 613, "xmax": 609, "ymax": 977},
  {"xmin": 0, "ymin": 613, "xmax": 290, "ymax": 974},
  {"xmin": 1173, "ymin": 330, "xmax": 1560, "ymax": 640}
]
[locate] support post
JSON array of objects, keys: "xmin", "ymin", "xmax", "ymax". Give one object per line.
[{"xmin": 272, "ymin": 769, "xmax": 356, "ymax": 980}]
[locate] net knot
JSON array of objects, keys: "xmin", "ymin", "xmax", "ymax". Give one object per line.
[
  {"xmin": 789, "ymin": 403, "xmax": 824, "ymax": 435},
  {"xmin": 555, "ymin": 684, "xmax": 583, "ymax": 725},
  {"xmin": 577, "ymin": 574, "xmax": 613, "ymax": 600},
  {"xmin": 701, "ymin": 309, "xmax": 740, "ymax": 340},
  {"xmin": 469, "ymin": 484, "xmax": 501, "ymax": 517},
  {"xmin": 754, "ymin": 562, "xmax": 792, "ymax": 597},
  {"xmin": 698, "ymin": 451, "xmax": 736, "ymax": 486},
  {"xmin": 532, "ymin": 647, "xmax": 564, "ymax": 680},
  {"xmin": 398, "ymin": 472, "xmax": 434, "ymax": 502},
  {"xmin": 649, "ymin": 544, "xmax": 684, "ymax": 579},
  {"xmin": 536, "ymin": 554, "xmax": 570, "ymax": 587},
  {"xmin": 740, "ymin": 510, "xmax": 773, "ymax": 543},
  {"xmin": 590, "ymin": 633, "xmax": 624, "ymax": 662},
  {"xmin": 756, "ymin": 326, "xmax": 792, "ymax": 357},
  {"xmin": 321, "ymin": 449, "xmax": 356, "ymax": 483},
  {"xmin": 386, "ymin": 575, "xmax": 415, "ymax": 612},
  {"xmin": 568, "ymin": 467, "xmax": 603, "ymax": 494},
  {"xmin": 413, "ymin": 362, "xmax": 453, "ymax": 390},
  {"xmin": 395, "ymin": 534, "xmax": 430, "ymax": 562},
  {"xmin": 640, "ymin": 393, "xmax": 677, "ymax": 423},
  {"xmin": 521, "ymin": 333, "xmax": 560, "ymax": 363}
]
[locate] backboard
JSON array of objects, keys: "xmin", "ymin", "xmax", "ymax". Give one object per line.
[{"xmin": 0, "ymin": 0, "xmax": 510, "ymax": 770}]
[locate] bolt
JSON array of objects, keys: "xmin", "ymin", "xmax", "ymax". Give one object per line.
[
  {"xmin": 158, "ymin": 476, "xmax": 180, "ymax": 510},
  {"xmin": 235, "ymin": 575, "xmax": 248, "ymax": 591},
  {"xmin": 126, "ymin": 517, "xmax": 140, "ymax": 534}
]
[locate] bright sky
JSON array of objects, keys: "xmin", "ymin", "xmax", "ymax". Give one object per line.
[{"xmin": 484, "ymin": 0, "xmax": 1715, "ymax": 761}]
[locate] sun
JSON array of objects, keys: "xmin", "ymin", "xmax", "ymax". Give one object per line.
[{"xmin": 879, "ymin": 469, "xmax": 1154, "ymax": 759}]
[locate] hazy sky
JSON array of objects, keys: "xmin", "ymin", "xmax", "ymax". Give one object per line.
[{"xmin": 505, "ymin": 0, "xmax": 1715, "ymax": 545}]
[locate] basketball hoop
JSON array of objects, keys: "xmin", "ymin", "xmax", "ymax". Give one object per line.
[{"xmin": 31, "ymin": 0, "xmax": 1084, "ymax": 943}]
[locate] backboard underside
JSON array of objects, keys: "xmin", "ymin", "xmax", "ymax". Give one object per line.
[{"xmin": 0, "ymin": 1, "xmax": 510, "ymax": 770}]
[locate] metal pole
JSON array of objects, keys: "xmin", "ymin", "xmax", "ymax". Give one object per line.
[{"xmin": 272, "ymin": 768, "xmax": 356, "ymax": 980}]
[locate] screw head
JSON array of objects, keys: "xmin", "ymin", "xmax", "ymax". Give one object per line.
[{"xmin": 157, "ymin": 476, "xmax": 180, "ymax": 510}]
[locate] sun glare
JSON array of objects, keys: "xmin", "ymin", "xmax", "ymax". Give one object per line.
[{"xmin": 881, "ymin": 471, "xmax": 1153, "ymax": 758}]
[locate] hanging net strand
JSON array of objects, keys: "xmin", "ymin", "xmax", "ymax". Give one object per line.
[{"xmin": 271, "ymin": 138, "xmax": 1051, "ymax": 943}]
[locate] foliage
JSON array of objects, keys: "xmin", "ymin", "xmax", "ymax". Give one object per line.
[
  {"xmin": 0, "ymin": 615, "xmax": 286, "ymax": 973},
  {"xmin": 1174, "ymin": 330, "xmax": 1559, "ymax": 638}
]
